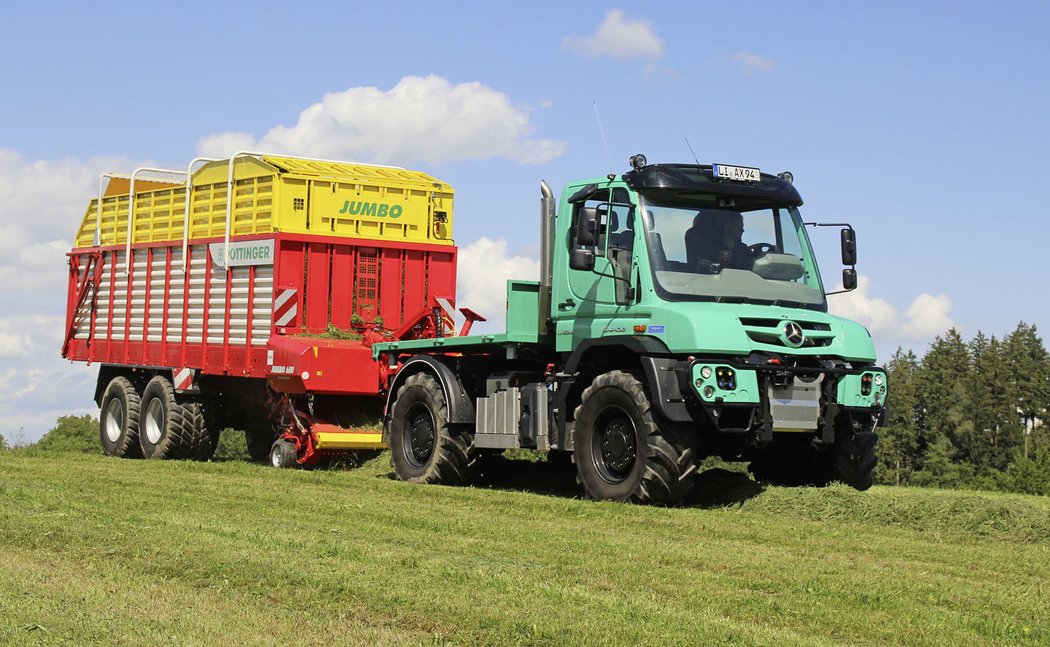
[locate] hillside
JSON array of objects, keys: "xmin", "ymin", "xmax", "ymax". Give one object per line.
[{"xmin": 1, "ymin": 452, "xmax": 1048, "ymax": 646}]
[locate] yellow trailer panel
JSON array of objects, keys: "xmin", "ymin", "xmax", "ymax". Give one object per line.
[{"xmin": 74, "ymin": 155, "xmax": 455, "ymax": 248}]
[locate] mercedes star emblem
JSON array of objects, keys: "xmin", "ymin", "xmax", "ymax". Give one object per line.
[{"xmin": 783, "ymin": 321, "xmax": 805, "ymax": 347}]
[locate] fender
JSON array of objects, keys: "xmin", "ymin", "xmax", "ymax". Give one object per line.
[
  {"xmin": 562, "ymin": 336, "xmax": 691, "ymax": 422},
  {"xmin": 383, "ymin": 356, "xmax": 476, "ymax": 441}
]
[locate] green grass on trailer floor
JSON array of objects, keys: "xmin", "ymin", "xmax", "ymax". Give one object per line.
[{"xmin": 1, "ymin": 451, "xmax": 1048, "ymax": 646}]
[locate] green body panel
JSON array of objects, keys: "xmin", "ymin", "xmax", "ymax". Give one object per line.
[
  {"xmin": 836, "ymin": 371, "xmax": 888, "ymax": 408},
  {"xmin": 691, "ymin": 364, "xmax": 761, "ymax": 404},
  {"xmin": 506, "ymin": 280, "xmax": 543, "ymax": 341}
]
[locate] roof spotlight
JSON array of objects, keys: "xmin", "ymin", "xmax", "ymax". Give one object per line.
[
  {"xmin": 777, "ymin": 171, "xmax": 794, "ymax": 184},
  {"xmin": 630, "ymin": 154, "xmax": 647, "ymax": 170}
]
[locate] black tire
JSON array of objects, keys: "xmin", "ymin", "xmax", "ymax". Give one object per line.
[
  {"xmin": 138, "ymin": 376, "xmax": 195, "ymax": 460},
  {"xmin": 388, "ymin": 372, "xmax": 475, "ymax": 485},
  {"xmin": 269, "ymin": 439, "xmax": 298, "ymax": 468},
  {"xmin": 184, "ymin": 400, "xmax": 221, "ymax": 461},
  {"xmin": 572, "ymin": 371, "xmax": 696, "ymax": 505},
  {"xmin": 99, "ymin": 376, "xmax": 142, "ymax": 458},
  {"xmin": 831, "ymin": 431, "xmax": 877, "ymax": 491}
]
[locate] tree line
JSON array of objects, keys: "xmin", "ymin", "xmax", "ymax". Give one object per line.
[{"xmin": 878, "ymin": 322, "xmax": 1050, "ymax": 495}]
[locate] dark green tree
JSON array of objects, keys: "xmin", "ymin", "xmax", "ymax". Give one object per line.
[
  {"xmin": 1005, "ymin": 322, "xmax": 1049, "ymax": 459},
  {"xmin": 878, "ymin": 347, "xmax": 921, "ymax": 485},
  {"xmin": 967, "ymin": 335, "xmax": 1022, "ymax": 475},
  {"xmin": 913, "ymin": 329, "xmax": 974, "ymax": 487},
  {"xmin": 35, "ymin": 415, "xmax": 99, "ymax": 453}
]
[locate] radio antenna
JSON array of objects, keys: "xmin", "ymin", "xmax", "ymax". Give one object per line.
[
  {"xmin": 593, "ymin": 102, "xmax": 614, "ymax": 175},
  {"xmin": 684, "ymin": 137, "xmax": 701, "ymax": 166}
]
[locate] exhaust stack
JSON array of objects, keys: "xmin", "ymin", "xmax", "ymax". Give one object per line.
[{"xmin": 539, "ymin": 180, "xmax": 555, "ymax": 335}]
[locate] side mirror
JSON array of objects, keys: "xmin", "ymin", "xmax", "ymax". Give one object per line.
[
  {"xmin": 570, "ymin": 248, "xmax": 595, "ymax": 271},
  {"xmin": 842, "ymin": 268, "xmax": 858, "ymax": 291},
  {"xmin": 575, "ymin": 207, "xmax": 599, "ymax": 245},
  {"xmin": 840, "ymin": 228, "xmax": 857, "ymax": 266}
]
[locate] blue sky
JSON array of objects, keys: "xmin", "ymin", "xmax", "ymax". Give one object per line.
[{"xmin": 1, "ymin": 1, "xmax": 1047, "ymax": 441}]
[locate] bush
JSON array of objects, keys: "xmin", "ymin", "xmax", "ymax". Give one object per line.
[
  {"xmin": 212, "ymin": 428, "xmax": 252, "ymax": 462},
  {"xmin": 994, "ymin": 453, "xmax": 1050, "ymax": 496},
  {"xmin": 35, "ymin": 415, "xmax": 99, "ymax": 454}
]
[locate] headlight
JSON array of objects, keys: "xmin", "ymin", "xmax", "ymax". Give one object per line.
[
  {"xmin": 874, "ymin": 374, "xmax": 884, "ymax": 387},
  {"xmin": 700, "ymin": 366, "xmax": 712, "ymax": 380}
]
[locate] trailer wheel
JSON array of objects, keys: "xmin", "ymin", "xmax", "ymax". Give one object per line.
[
  {"xmin": 269, "ymin": 439, "xmax": 298, "ymax": 468},
  {"xmin": 831, "ymin": 431, "xmax": 877, "ymax": 491},
  {"xmin": 572, "ymin": 371, "xmax": 695, "ymax": 505},
  {"xmin": 138, "ymin": 376, "xmax": 195, "ymax": 459},
  {"xmin": 185, "ymin": 401, "xmax": 221, "ymax": 461},
  {"xmin": 99, "ymin": 376, "xmax": 143, "ymax": 458},
  {"xmin": 389, "ymin": 373, "xmax": 475, "ymax": 485}
]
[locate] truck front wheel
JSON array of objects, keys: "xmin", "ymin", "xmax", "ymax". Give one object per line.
[
  {"xmin": 831, "ymin": 431, "xmax": 877, "ymax": 491},
  {"xmin": 99, "ymin": 376, "xmax": 142, "ymax": 458},
  {"xmin": 388, "ymin": 373, "xmax": 475, "ymax": 485},
  {"xmin": 573, "ymin": 371, "xmax": 695, "ymax": 505}
]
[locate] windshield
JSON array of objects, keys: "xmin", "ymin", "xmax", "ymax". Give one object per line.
[{"xmin": 639, "ymin": 194, "xmax": 826, "ymax": 308}]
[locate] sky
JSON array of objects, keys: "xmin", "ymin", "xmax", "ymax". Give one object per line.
[{"xmin": 1, "ymin": 1, "xmax": 1047, "ymax": 442}]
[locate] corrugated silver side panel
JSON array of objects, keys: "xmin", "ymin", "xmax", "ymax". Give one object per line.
[{"xmin": 90, "ymin": 243, "xmax": 275, "ymax": 347}]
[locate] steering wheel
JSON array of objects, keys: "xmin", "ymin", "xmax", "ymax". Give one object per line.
[{"xmin": 748, "ymin": 243, "xmax": 779, "ymax": 256}]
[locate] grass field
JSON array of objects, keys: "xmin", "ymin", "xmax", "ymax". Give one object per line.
[{"xmin": 1, "ymin": 451, "xmax": 1048, "ymax": 646}]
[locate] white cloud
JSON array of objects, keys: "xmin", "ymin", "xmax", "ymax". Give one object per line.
[
  {"xmin": 0, "ymin": 152, "xmax": 145, "ymax": 442},
  {"xmin": 0, "ymin": 149, "xmax": 140, "ymax": 298},
  {"xmin": 724, "ymin": 51, "xmax": 777, "ymax": 74},
  {"xmin": 455, "ymin": 238, "xmax": 539, "ymax": 332},
  {"xmin": 0, "ymin": 314, "xmax": 97, "ymax": 443},
  {"xmin": 828, "ymin": 275, "xmax": 954, "ymax": 341},
  {"xmin": 197, "ymin": 75, "xmax": 566, "ymax": 166},
  {"xmin": 562, "ymin": 10, "xmax": 664, "ymax": 60}
]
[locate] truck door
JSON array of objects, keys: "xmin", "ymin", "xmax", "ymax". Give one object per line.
[{"xmin": 556, "ymin": 187, "xmax": 636, "ymax": 344}]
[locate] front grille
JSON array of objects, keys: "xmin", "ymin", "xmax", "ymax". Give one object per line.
[{"xmin": 739, "ymin": 317, "xmax": 835, "ymax": 349}]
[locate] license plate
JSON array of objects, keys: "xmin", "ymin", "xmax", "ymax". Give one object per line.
[{"xmin": 713, "ymin": 164, "xmax": 761, "ymax": 182}]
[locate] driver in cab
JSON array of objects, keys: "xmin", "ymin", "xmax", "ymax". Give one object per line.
[{"xmin": 685, "ymin": 210, "xmax": 754, "ymax": 270}]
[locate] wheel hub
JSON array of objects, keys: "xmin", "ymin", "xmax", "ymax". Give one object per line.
[
  {"xmin": 591, "ymin": 405, "xmax": 638, "ymax": 483},
  {"xmin": 600, "ymin": 420, "xmax": 636, "ymax": 472},
  {"xmin": 145, "ymin": 399, "xmax": 164, "ymax": 444},
  {"xmin": 406, "ymin": 407, "xmax": 435, "ymax": 464},
  {"xmin": 105, "ymin": 399, "xmax": 123, "ymax": 443}
]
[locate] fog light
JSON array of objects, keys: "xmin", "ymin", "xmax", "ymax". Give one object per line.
[
  {"xmin": 700, "ymin": 366, "xmax": 712, "ymax": 380},
  {"xmin": 695, "ymin": 378, "xmax": 703, "ymax": 388},
  {"xmin": 703, "ymin": 386, "xmax": 715, "ymax": 399}
]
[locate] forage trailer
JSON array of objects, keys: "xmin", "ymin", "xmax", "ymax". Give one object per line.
[{"xmin": 63, "ymin": 154, "xmax": 467, "ymax": 463}]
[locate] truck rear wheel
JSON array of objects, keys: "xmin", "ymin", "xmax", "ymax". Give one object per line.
[
  {"xmin": 831, "ymin": 431, "xmax": 877, "ymax": 491},
  {"xmin": 99, "ymin": 376, "xmax": 142, "ymax": 458},
  {"xmin": 138, "ymin": 376, "xmax": 195, "ymax": 459},
  {"xmin": 573, "ymin": 371, "xmax": 695, "ymax": 505},
  {"xmin": 388, "ymin": 373, "xmax": 475, "ymax": 485}
]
